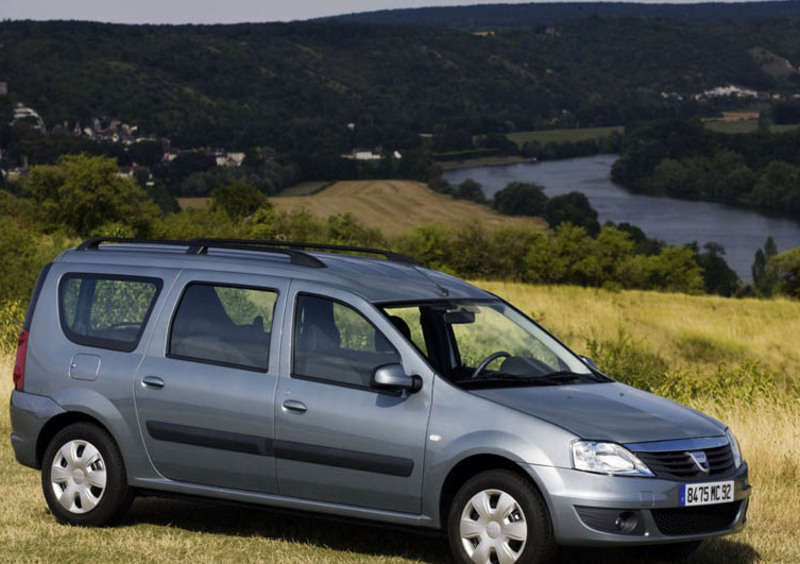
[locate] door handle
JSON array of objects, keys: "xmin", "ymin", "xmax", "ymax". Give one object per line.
[
  {"xmin": 142, "ymin": 376, "xmax": 165, "ymax": 389},
  {"xmin": 282, "ymin": 399, "xmax": 307, "ymax": 413}
]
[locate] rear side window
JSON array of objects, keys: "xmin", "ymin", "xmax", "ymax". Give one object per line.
[
  {"xmin": 169, "ymin": 283, "xmax": 277, "ymax": 371},
  {"xmin": 293, "ymin": 295, "xmax": 400, "ymax": 389},
  {"xmin": 59, "ymin": 274, "xmax": 162, "ymax": 352}
]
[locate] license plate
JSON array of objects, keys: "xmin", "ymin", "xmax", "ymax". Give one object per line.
[{"xmin": 680, "ymin": 480, "xmax": 734, "ymax": 506}]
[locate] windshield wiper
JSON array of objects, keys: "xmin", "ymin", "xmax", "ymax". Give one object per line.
[
  {"xmin": 460, "ymin": 373, "xmax": 579, "ymax": 388},
  {"xmin": 541, "ymin": 370, "xmax": 607, "ymax": 382}
]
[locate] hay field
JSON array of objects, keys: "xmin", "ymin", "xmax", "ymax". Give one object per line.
[{"xmin": 267, "ymin": 180, "xmax": 546, "ymax": 236}]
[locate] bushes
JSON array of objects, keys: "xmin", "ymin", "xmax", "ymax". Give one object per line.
[
  {"xmin": 584, "ymin": 330, "xmax": 798, "ymax": 405},
  {"xmin": 24, "ymin": 155, "xmax": 160, "ymax": 236}
]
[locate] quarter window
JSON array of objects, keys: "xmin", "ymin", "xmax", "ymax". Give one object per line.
[
  {"xmin": 169, "ymin": 283, "xmax": 277, "ymax": 371},
  {"xmin": 293, "ymin": 295, "xmax": 400, "ymax": 388},
  {"xmin": 59, "ymin": 274, "xmax": 162, "ymax": 351}
]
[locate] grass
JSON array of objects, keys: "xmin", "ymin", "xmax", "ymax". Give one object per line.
[
  {"xmin": 267, "ymin": 180, "xmax": 546, "ymax": 237},
  {"xmin": 1, "ymin": 284, "xmax": 799, "ymax": 562},
  {"xmin": 703, "ymin": 119, "xmax": 800, "ymax": 135},
  {"xmin": 481, "ymin": 282, "xmax": 800, "ymax": 378},
  {"xmin": 176, "ymin": 197, "xmax": 210, "ymax": 210},
  {"xmin": 506, "ymin": 126, "xmax": 624, "ymax": 148}
]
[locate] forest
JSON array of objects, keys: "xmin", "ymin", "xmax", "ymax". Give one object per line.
[
  {"xmin": 2, "ymin": 16, "xmax": 800, "ymax": 156},
  {"xmin": 329, "ymin": 1, "xmax": 800, "ymax": 28},
  {"xmin": 611, "ymin": 119, "xmax": 800, "ymax": 219}
]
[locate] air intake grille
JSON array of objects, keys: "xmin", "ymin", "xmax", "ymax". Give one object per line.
[
  {"xmin": 633, "ymin": 444, "xmax": 735, "ymax": 480},
  {"xmin": 651, "ymin": 502, "xmax": 741, "ymax": 536}
]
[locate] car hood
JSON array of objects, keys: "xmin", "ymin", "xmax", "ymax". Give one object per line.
[{"xmin": 471, "ymin": 382, "xmax": 725, "ymax": 444}]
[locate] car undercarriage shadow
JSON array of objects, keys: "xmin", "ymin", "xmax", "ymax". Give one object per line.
[{"xmin": 124, "ymin": 497, "xmax": 759, "ymax": 564}]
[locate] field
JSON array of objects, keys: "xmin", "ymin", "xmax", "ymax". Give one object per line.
[
  {"xmin": 1, "ymin": 284, "xmax": 798, "ymax": 563},
  {"xmin": 267, "ymin": 180, "xmax": 546, "ymax": 236},
  {"xmin": 702, "ymin": 119, "xmax": 800, "ymax": 135},
  {"xmin": 506, "ymin": 126, "xmax": 624, "ymax": 148}
]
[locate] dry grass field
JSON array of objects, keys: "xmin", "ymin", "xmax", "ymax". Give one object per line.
[
  {"xmin": 1, "ymin": 284, "xmax": 798, "ymax": 563},
  {"xmin": 267, "ymin": 180, "xmax": 546, "ymax": 236}
]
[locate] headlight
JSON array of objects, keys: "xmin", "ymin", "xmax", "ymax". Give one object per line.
[
  {"xmin": 726, "ymin": 428, "xmax": 743, "ymax": 468},
  {"xmin": 572, "ymin": 441, "xmax": 654, "ymax": 477}
]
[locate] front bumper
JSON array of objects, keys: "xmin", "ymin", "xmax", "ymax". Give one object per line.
[
  {"xmin": 9, "ymin": 390, "xmax": 65, "ymax": 469},
  {"xmin": 525, "ymin": 462, "xmax": 750, "ymax": 547}
]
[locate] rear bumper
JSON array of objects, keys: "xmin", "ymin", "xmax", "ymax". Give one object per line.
[
  {"xmin": 525, "ymin": 462, "xmax": 750, "ymax": 547},
  {"xmin": 9, "ymin": 390, "xmax": 65, "ymax": 469}
]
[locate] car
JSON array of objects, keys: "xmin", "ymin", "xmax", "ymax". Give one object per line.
[{"xmin": 9, "ymin": 237, "xmax": 750, "ymax": 564}]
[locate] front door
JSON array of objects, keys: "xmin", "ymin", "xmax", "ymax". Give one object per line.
[
  {"xmin": 135, "ymin": 271, "xmax": 288, "ymax": 493},
  {"xmin": 274, "ymin": 282, "xmax": 433, "ymax": 514}
]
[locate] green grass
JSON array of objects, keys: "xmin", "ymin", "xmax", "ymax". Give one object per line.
[
  {"xmin": 703, "ymin": 120, "xmax": 800, "ymax": 135},
  {"xmin": 2, "ymin": 284, "xmax": 799, "ymax": 563},
  {"xmin": 506, "ymin": 126, "xmax": 624, "ymax": 148}
]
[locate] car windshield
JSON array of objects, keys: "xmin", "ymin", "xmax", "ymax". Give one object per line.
[{"xmin": 381, "ymin": 300, "xmax": 605, "ymax": 388}]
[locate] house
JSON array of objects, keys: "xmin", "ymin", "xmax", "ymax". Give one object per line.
[
  {"xmin": 341, "ymin": 149, "xmax": 382, "ymax": 161},
  {"xmin": 12, "ymin": 103, "xmax": 46, "ymax": 132},
  {"xmin": 216, "ymin": 152, "xmax": 246, "ymax": 167}
]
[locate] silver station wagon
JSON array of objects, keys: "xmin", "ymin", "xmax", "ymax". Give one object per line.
[{"xmin": 9, "ymin": 238, "xmax": 750, "ymax": 564}]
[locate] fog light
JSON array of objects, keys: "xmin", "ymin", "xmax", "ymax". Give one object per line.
[{"xmin": 614, "ymin": 511, "xmax": 639, "ymax": 534}]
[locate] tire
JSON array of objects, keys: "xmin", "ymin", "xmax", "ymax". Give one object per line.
[
  {"xmin": 41, "ymin": 422, "xmax": 133, "ymax": 526},
  {"xmin": 447, "ymin": 470, "xmax": 557, "ymax": 564}
]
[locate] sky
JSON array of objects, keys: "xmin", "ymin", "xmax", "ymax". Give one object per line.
[{"xmin": 0, "ymin": 0, "xmax": 771, "ymax": 25}]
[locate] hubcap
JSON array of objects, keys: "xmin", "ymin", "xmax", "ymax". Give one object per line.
[
  {"xmin": 460, "ymin": 489, "xmax": 528, "ymax": 564},
  {"xmin": 50, "ymin": 439, "xmax": 107, "ymax": 514}
]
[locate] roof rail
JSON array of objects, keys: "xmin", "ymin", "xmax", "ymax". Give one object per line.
[
  {"xmin": 76, "ymin": 237, "xmax": 326, "ymax": 269},
  {"xmin": 189, "ymin": 239, "xmax": 418, "ymax": 265}
]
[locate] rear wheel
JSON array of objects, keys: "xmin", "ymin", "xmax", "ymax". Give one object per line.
[
  {"xmin": 447, "ymin": 470, "xmax": 556, "ymax": 564},
  {"xmin": 41, "ymin": 422, "xmax": 132, "ymax": 526}
]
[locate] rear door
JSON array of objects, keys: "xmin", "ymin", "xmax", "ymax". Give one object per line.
[
  {"xmin": 135, "ymin": 271, "xmax": 288, "ymax": 493},
  {"xmin": 274, "ymin": 282, "xmax": 434, "ymax": 514}
]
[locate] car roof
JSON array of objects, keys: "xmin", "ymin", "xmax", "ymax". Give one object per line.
[{"xmin": 55, "ymin": 244, "xmax": 492, "ymax": 303}]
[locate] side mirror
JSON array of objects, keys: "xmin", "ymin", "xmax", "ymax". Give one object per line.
[
  {"xmin": 581, "ymin": 356, "xmax": 598, "ymax": 370},
  {"xmin": 371, "ymin": 364, "xmax": 422, "ymax": 393}
]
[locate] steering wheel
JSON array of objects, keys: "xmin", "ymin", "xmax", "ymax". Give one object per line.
[{"xmin": 471, "ymin": 351, "xmax": 511, "ymax": 379}]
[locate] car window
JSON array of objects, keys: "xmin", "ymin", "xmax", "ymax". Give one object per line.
[
  {"xmin": 169, "ymin": 283, "xmax": 277, "ymax": 371},
  {"xmin": 59, "ymin": 274, "xmax": 162, "ymax": 351},
  {"xmin": 293, "ymin": 295, "xmax": 399, "ymax": 388}
]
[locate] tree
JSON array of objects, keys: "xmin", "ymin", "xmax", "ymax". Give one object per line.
[
  {"xmin": 694, "ymin": 242, "xmax": 739, "ymax": 297},
  {"xmin": 24, "ymin": 154, "xmax": 159, "ymax": 236},
  {"xmin": 454, "ymin": 179, "xmax": 486, "ymax": 203},
  {"xmin": 127, "ymin": 141, "xmax": 164, "ymax": 168},
  {"xmin": 210, "ymin": 181, "xmax": 267, "ymax": 219},
  {"xmin": 753, "ymin": 237, "xmax": 779, "ymax": 296},
  {"xmin": 769, "ymin": 247, "xmax": 800, "ymax": 298},
  {"xmin": 492, "ymin": 182, "xmax": 548, "ymax": 217},
  {"xmin": 544, "ymin": 191, "xmax": 600, "ymax": 235}
]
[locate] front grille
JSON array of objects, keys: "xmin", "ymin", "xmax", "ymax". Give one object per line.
[
  {"xmin": 633, "ymin": 444, "xmax": 735, "ymax": 480},
  {"xmin": 652, "ymin": 502, "xmax": 741, "ymax": 536}
]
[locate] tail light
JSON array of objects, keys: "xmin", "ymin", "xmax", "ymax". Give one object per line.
[{"xmin": 13, "ymin": 330, "xmax": 29, "ymax": 391}]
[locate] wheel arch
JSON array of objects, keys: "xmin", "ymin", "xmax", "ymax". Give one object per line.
[
  {"xmin": 36, "ymin": 411, "xmax": 119, "ymax": 470},
  {"xmin": 438, "ymin": 453, "xmax": 549, "ymax": 531}
]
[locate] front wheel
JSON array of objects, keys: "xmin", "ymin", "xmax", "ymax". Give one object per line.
[
  {"xmin": 41, "ymin": 422, "xmax": 133, "ymax": 526},
  {"xmin": 447, "ymin": 470, "xmax": 556, "ymax": 564}
]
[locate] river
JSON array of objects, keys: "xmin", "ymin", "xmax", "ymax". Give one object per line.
[{"xmin": 443, "ymin": 154, "xmax": 800, "ymax": 279}]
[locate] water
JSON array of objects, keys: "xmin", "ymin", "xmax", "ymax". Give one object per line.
[{"xmin": 443, "ymin": 154, "xmax": 800, "ymax": 279}]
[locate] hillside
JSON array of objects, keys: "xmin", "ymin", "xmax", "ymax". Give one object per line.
[
  {"xmin": 3, "ymin": 17, "xmax": 800, "ymax": 152},
  {"xmin": 267, "ymin": 180, "xmax": 546, "ymax": 236},
  {"xmin": 329, "ymin": 1, "xmax": 800, "ymax": 28}
]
